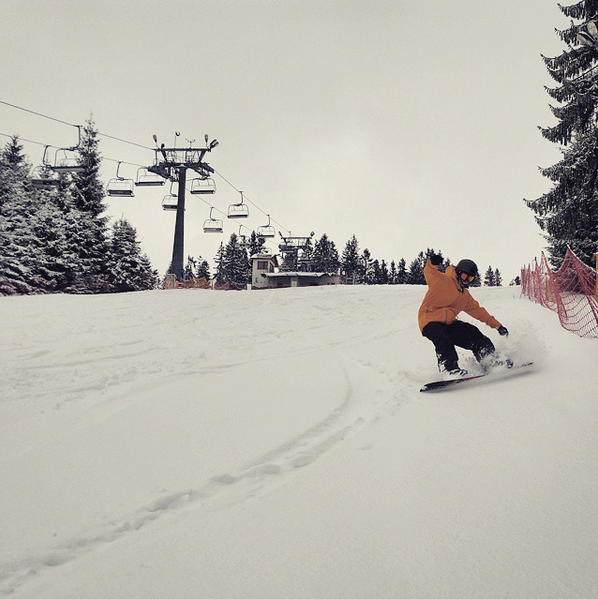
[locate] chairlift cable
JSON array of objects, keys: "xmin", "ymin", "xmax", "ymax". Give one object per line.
[
  {"xmin": 0, "ymin": 131, "xmax": 47, "ymax": 147},
  {"xmin": 0, "ymin": 98, "xmax": 152, "ymax": 151},
  {"xmin": 0, "ymin": 99, "xmax": 77, "ymax": 128},
  {"xmin": 0, "ymin": 130, "xmax": 146, "ymax": 169},
  {"xmin": 212, "ymin": 168, "xmax": 290, "ymax": 234},
  {"xmin": 1, "ymin": 99, "xmax": 292, "ymax": 235}
]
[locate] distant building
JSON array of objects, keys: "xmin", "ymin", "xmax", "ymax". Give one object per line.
[
  {"xmin": 265, "ymin": 272, "xmax": 341, "ymax": 289},
  {"xmin": 251, "ymin": 253, "xmax": 279, "ymax": 289},
  {"xmin": 250, "ymin": 254, "xmax": 340, "ymax": 290}
]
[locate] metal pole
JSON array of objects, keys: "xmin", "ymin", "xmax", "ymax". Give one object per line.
[{"xmin": 170, "ymin": 166, "xmax": 187, "ymax": 278}]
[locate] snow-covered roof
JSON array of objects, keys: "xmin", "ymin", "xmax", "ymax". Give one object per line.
[
  {"xmin": 251, "ymin": 254, "xmax": 279, "ymax": 266},
  {"xmin": 265, "ymin": 272, "xmax": 338, "ymax": 278}
]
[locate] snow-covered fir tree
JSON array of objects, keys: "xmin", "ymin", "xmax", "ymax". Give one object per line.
[
  {"xmin": 407, "ymin": 255, "xmax": 425, "ymax": 284},
  {"xmin": 214, "ymin": 242, "xmax": 226, "ymax": 287},
  {"xmin": 341, "ymin": 234, "xmax": 361, "ymax": 283},
  {"xmin": 0, "ymin": 131, "xmax": 158, "ymax": 296},
  {"xmin": 526, "ymin": 1, "xmax": 598, "ymax": 267},
  {"xmin": 106, "ymin": 218, "xmax": 158, "ymax": 292},
  {"xmin": 222, "ymin": 233, "xmax": 250, "ymax": 288},
  {"xmin": 371, "ymin": 259, "xmax": 382, "ymax": 284},
  {"xmin": 247, "ymin": 231, "xmax": 266, "ymax": 258},
  {"xmin": 395, "ymin": 258, "xmax": 407, "ymax": 284},
  {"xmin": 0, "ymin": 143, "xmax": 37, "ymax": 295},
  {"xmin": 68, "ymin": 117, "xmax": 110, "ymax": 290},
  {"xmin": 361, "ymin": 248, "xmax": 373, "ymax": 284},
  {"xmin": 196, "ymin": 255, "xmax": 211, "ymax": 280},
  {"xmin": 380, "ymin": 260, "xmax": 389, "ymax": 284},
  {"xmin": 494, "ymin": 268, "xmax": 502, "ymax": 286},
  {"xmin": 228, "ymin": 233, "xmax": 251, "ymax": 288},
  {"xmin": 311, "ymin": 233, "xmax": 340, "ymax": 273},
  {"xmin": 389, "ymin": 260, "xmax": 397, "ymax": 284},
  {"xmin": 484, "ymin": 266, "xmax": 496, "ymax": 287}
]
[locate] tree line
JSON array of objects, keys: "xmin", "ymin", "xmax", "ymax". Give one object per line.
[
  {"xmin": 0, "ymin": 121, "xmax": 158, "ymax": 296},
  {"xmin": 1, "ymin": 122, "xmax": 512, "ymax": 295},
  {"xmin": 184, "ymin": 231, "xmax": 511, "ymax": 288}
]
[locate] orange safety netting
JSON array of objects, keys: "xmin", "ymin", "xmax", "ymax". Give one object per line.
[{"xmin": 521, "ymin": 248, "xmax": 598, "ymax": 339}]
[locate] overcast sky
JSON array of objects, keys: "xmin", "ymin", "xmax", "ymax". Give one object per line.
[{"xmin": 0, "ymin": 0, "xmax": 571, "ymax": 281}]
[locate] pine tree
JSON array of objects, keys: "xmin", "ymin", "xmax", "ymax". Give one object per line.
[
  {"xmin": 222, "ymin": 233, "xmax": 250, "ymax": 289},
  {"xmin": 2, "ymin": 135, "xmax": 30, "ymax": 182},
  {"xmin": 494, "ymin": 268, "xmax": 502, "ymax": 287},
  {"xmin": 380, "ymin": 260, "xmax": 389, "ymax": 284},
  {"xmin": 67, "ymin": 116, "xmax": 110, "ymax": 290},
  {"xmin": 361, "ymin": 248, "xmax": 373, "ymax": 284},
  {"xmin": 196, "ymin": 257, "xmax": 211, "ymax": 280},
  {"xmin": 407, "ymin": 256, "xmax": 425, "ymax": 285},
  {"xmin": 526, "ymin": 3, "xmax": 598, "ymax": 267},
  {"xmin": 0, "ymin": 138, "xmax": 37, "ymax": 294},
  {"xmin": 30, "ymin": 192, "xmax": 84, "ymax": 292},
  {"xmin": 0, "ymin": 188, "xmax": 36, "ymax": 295},
  {"xmin": 389, "ymin": 260, "xmax": 397, "ymax": 285},
  {"xmin": 214, "ymin": 242, "xmax": 226, "ymax": 286},
  {"xmin": 372, "ymin": 259, "xmax": 382, "ymax": 284},
  {"xmin": 72, "ymin": 118, "xmax": 105, "ymax": 217},
  {"xmin": 484, "ymin": 266, "xmax": 496, "ymax": 287},
  {"xmin": 301, "ymin": 236, "xmax": 314, "ymax": 271},
  {"xmin": 341, "ymin": 234, "xmax": 361, "ymax": 283},
  {"xmin": 247, "ymin": 230, "xmax": 266, "ymax": 257},
  {"xmin": 396, "ymin": 258, "xmax": 407, "ymax": 284},
  {"xmin": 106, "ymin": 218, "xmax": 158, "ymax": 292},
  {"xmin": 311, "ymin": 234, "xmax": 340, "ymax": 273}
]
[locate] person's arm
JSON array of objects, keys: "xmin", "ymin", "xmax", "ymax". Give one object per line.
[
  {"xmin": 423, "ymin": 254, "xmax": 443, "ymax": 285},
  {"xmin": 463, "ymin": 294, "xmax": 501, "ymax": 329}
]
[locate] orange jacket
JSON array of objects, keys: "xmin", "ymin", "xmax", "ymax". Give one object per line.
[{"xmin": 418, "ymin": 260, "xmax": 501, "ymax": 333}]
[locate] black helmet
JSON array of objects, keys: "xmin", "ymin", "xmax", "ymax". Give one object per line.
[{"xmin": 455, "ymin": 259, "xmax": 478, "ymax": 288}]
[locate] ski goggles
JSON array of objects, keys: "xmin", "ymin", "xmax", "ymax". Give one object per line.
[{"xmin": 459, "ymin": 272, "xmax": 475, "ymax": 284}]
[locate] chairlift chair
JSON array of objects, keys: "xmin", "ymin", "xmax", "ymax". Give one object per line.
[
  {"xmin": 51, "ymin": 148, "xmax": 85, "ymax": 174},
  {"xmin": 203, "ymin": 207, "xmax": 223, "ymax": 233},
  {"xmin": 161, "ymin": 181, "xmax": 179, "ymax": 210},
  {"xmin": 257, "ymin": 214, "xmax": 276, "ymax": 238},
  {"xmin": 50, "ymin": 127, "xmax": 85, "ymax": 174},
  {"xmin": 31, "ymin": 166, "xmax": 60, "ymax": 189},
  {"xmin": 162, "ymin": 194, "xmax": 178, "ymax": 211},
  {"xmin": 227, "ymin": 190, "xmax": 249, "ymax": 219},
  {"xmin": 190, "ymin": 177, "xmax": 216, "ymax": 194},
  {"xmin": 30, "ymin": 147, "xmax": 60, "ymax": 189},
  {"xmin": 106, "ymin": 162, "xmax": 135, "ymax": 197},
  {"xmin": 135, "ymin": 167, "xmax": 165, "ymax": 187}
]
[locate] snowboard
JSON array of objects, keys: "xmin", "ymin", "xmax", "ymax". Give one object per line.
[{"xmin": 420, "ymin": 362, "xmax": 534, "ymax": 393}]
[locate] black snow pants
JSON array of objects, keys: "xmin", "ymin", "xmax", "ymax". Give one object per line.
[{"xmin": 422, "ymin": 321, "xmax": 496, "ymax": 372}]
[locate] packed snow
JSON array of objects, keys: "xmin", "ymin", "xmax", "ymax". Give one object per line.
[{"xmin": 1, "ymin": 284, "xmax": 598, "ymax": 598}]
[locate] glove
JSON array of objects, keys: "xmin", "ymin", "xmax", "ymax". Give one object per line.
[
  {"xmin": 429, "ymin": 254, "xmax": 442, "ymax": 266},
  {"xmin": 497, "ymin": 325, "xmax": 509, "ymax": 336}
]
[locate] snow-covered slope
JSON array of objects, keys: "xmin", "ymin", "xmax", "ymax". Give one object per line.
[{"xmin": 2, "ymin": 285, "xmax": 597, "ymax": 598}]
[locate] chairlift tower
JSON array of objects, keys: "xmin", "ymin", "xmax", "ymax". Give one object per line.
[
  {"xmin": 278, "ymin": 232, "xmax": 315, "ymax": 272},
  {"xmin": 147, "ymin": 134, "xmax": 219, "ymax": 278}
]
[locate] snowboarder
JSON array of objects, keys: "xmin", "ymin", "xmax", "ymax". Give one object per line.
[{"xmin": 418, "ymin": 254, "xmax": 509, "ymax": 378}]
